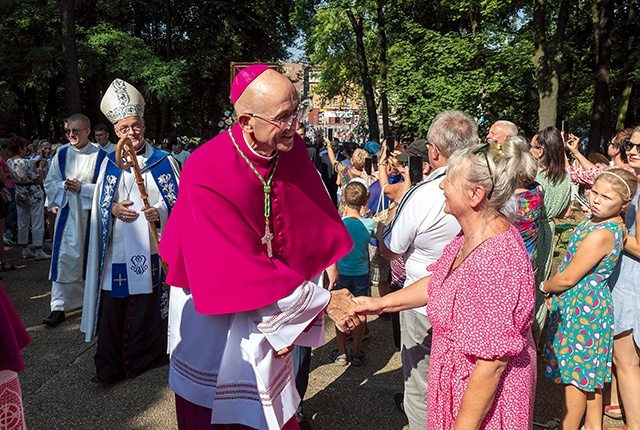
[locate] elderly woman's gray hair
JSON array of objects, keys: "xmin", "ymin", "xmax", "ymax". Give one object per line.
[{"xmin": 447, "ymin": 143, "xmax": 528, "ymax": 216}]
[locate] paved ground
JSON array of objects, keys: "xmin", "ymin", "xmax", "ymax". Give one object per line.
[{"xmin": 2, "ymin": 242, "xmax": 625, "ymax": 429}]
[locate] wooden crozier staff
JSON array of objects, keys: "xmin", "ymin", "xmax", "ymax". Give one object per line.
[{"xmin": 115, "ymin": 136, "xmax": 168, "ymax": 276}]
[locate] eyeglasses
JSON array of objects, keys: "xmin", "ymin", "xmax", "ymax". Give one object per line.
[
  {"xmin": 472, "ymin": 143, "xmax": 495, "ymax": 200},
  {"xmin": 245, "ymin": 112, "xmax": 299, "ymax": 131},
  {"xmin": 623, "ymin": 140, "xmax": 640, "ymax": 153},
  {"xmin": 116, "ymin": 123, "xmax": 142, "ymax": 134},
  {"xmin": 65, "ymin": 128, "xmax": 89, "ymax": 135}
]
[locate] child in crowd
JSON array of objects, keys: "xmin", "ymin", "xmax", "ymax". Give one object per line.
[
  {"xmin": 330, "ymin": 180, "xmax": 374, "ymax": 366},
  {"xmin": 541, "ymin": 168, "xmax": 637, "ymax": 430}
]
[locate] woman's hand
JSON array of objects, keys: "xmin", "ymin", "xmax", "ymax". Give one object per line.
[
  {"xmin": 379, "ymin": 141, "xmax": 388, "ymax": 165},
  {"xmin": 565, "ymin": 134, "xmax": 580, "ymax": 156},
  {"xmin": 352, "ymin": 296, "xmax": 385, "ymax": 315}
]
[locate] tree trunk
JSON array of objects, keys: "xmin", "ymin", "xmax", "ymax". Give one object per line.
[
  {"xmin": 616, "ymin": 0, "xmax": 637, "ymax": 130},
  {"xmin": 60, "ymin": 0, "xmax": 81, "ymax": 115},
  {"xmin": 158, "ymin": 0, "xmax": 173, "ymax": 147},
  {"xmin": 346, "ymin": 9, "xmax": 380, "ymax": 142},
  {"xmin": 588, "ymin": 0, "xmax": 613, "ymax": 153},
  {"xmin": 376, "ymin": 2, "xmax": 390, "ymax": 141},
  {"xmin": 532, "ymin": 0, "xmax": 571, "ymax": 130}
]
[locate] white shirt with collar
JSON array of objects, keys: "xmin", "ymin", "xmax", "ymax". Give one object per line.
[{"xmin": 383, "ymin": 166, "xmax": 461, "ymax": 315}]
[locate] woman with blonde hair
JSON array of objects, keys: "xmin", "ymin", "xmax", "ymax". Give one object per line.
[{"xmin": 354, "ymin": 143, "xmax": 536, "ymax": 429}]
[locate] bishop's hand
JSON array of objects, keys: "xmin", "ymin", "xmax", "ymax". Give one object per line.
[{"xmin": 326, "ymin": 289, "xmax": 365, "ymax": 332}]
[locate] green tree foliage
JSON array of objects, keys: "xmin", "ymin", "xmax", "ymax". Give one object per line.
[
  {"xmin": 0, "ymin": 0, "xmax": 298, "ymax": 143},
  {"xmin": 299, "ymin": 0, "xmax": 639, "ymax": 142}
]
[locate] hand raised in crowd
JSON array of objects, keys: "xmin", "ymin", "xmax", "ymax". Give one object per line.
[
  {"xmin": 38, "ymin": 159, "xmax": 48, "ymax": 169},
  {"xmin": 326, "ymin": 289, "xmax": 365, "ymax": 332},
  {"xmin": 63, "ymin": 178, "xmax": 82, "ymax": 193},
  {"xmin": 564, "ymin": 133, "xmax": 580, "ymax": 156},
  {"xmin": 379, "ymin": 141, "xmax": 389, "ymax": 166}
]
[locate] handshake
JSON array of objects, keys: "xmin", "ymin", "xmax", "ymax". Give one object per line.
[{"xmin": 325, "ymin": 289, "xmax": 384, "ymax": 332}]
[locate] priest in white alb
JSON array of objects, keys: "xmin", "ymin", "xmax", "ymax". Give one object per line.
[{"xmin": 43, "ymin": 113, "xmax": 107, "ymax": 327}]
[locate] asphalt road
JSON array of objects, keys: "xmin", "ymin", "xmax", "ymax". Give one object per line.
[{"xmin": 2, "ymin": 242, "xmax": 623, "ymax": 429}]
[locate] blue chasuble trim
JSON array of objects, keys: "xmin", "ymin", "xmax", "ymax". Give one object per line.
[
  {"xmin": 49, "ymin": 147, "xmax": 69, "ymax": 282},
  {"xmin": 96, "ymin": 148, "xmax": 177, "ymax": 297},
  {"xmin": 50, "ymin": 148, "xmax": 107, "ymax": 282}
]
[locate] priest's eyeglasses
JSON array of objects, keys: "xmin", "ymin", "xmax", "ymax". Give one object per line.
[
  {"xmin": 117, "ymin": 123, "xmax": 143, "ymax": 134},
  {"xmin": 65, "ymin": 128, "xmax": 89, "ymax": 135},
  {"xmin": 472, "ymin": 143, "xmax": 495, "ymax": 201},
  {"xmin": 245, "ymin": 113, "xmax": 299, "ymax": 131}
]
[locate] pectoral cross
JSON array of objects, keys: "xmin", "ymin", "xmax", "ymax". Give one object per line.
[{"xmin": 262, "ymin": 223, "xmax": 274, "ymax": 258}]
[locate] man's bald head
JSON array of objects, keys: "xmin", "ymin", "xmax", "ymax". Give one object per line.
[
  {"xmin": 234, "ymin": 69, "xmax": 296, "ymax": 115},
  {"xmin": 234, "ymin": 69, "xmax": 300, "ymax": 155},
  {"xmin": 487, "ymin": 120, "xmax": 518, "ymax": 146}
]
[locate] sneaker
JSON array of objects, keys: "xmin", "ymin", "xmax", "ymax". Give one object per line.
[
  {"xmin": 34, "ymin": 250, "xmax": 51, "ymax": 260},
  {"xmin": 21, "ymin": 248, "xmax": 35, "ymax": 259}
]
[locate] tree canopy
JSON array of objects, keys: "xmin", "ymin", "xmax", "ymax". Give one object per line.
[
  {"xmin": 298, "ymin": 0, "xmax": 639, "ymax": 147},
  {"xmin": 1, "ymin": 0, "xmax": 638, "ymax": 150},
  {"xmin": 0, "ymin": 0, "xmax": 298, "ymax": 144}
]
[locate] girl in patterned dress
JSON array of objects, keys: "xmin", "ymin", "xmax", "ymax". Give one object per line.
[{"xmin": 541, "ymin": 168, "xmax": 637, "ymax": 430}]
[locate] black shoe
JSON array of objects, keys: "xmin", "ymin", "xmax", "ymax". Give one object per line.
[
  {"xmin": 90, "ymin": 373, "xmax": 123, "ymax": 384},
  {"xmin": 43, "ymin": 311, "xmax": 65, "ymax": 327},
  {"xmin": 296, "ymin": 412, "xmax": 312, "ymax": 430},
  {"xmin": 394, "ymin": 392, "xmax": 405, "ymax": 414}
]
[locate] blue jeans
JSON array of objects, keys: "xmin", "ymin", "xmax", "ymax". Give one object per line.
[
  {"xmin": 292, "ymin": 345, "xmax": 311, "ymax": 414},
  {"xmin": 334, "ymin": 274, "xmax": 371, "ymax": 297}
]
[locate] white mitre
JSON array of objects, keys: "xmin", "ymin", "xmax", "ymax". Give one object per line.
[{"xmin": 100, "ymin": 79, "xmax": 145, "ymax": 124}]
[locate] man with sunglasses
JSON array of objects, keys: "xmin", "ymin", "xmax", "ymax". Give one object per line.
[
  {"xmin": 378, "ymin": 110, "xmax": 478, "ymax": 429},
  {"xmin": 160, "ymin": 64, "xmax": 360, "ymax": 429},
  {"xmin": 42, "ymin": 113, "xmax": 106, "ymax": 327},
  {"xmin": 81, "ymin": 79, "xmax": 181, "ymax": 384}
]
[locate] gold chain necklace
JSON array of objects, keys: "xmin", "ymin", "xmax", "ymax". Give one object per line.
[{"xmin": 228, "ymin": 130, "xmax": 279, "ymax": 258}]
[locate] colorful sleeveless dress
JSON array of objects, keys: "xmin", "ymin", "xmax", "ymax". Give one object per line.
[{"xmin": 543, "ymin": 219, "xmax": 623, "ymax": 391}]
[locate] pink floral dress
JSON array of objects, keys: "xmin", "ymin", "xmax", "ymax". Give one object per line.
[{"xmin": 425, "ymin": 225, "xmax": 536, "ymax": 429}]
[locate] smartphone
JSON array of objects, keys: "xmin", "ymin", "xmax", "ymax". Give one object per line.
[
  {"xmin": 387, "ymin": 139, "xmax": 395, "ymax": 154},
  {"xmin": 372, "ymin": 155, "xmax": 378, "ymax": 167},
  {"xmin": 573, "ymin": 192, "xmax": 590, "ymax": 210},
  {"xmin": 561, "ymin": 120, "xmax": 569, "ymax": 136},
  {"xmin": 327, "ymin": 128, "xmax": 334, "ymax": 142},
  {"xmin": 408, "ymin": 156, "xmax": 423, "ymax": 185},
  {"xmin": 364, "ymin": 158, "xmax": 373, "ymax": 175}
]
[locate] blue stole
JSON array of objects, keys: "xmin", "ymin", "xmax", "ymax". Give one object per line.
[
  {"xmin": 50, "ymin": 147, "xmax": 107, "ymax": 282},
  {"xmin": 96, "ymin": 147, "xmax": 178, "ymax": 298}
]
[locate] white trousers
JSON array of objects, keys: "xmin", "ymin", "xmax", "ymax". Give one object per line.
[
  {"xmin": 50, "ymin": 281, "xmax": 84, "ymax": 312},
  {"xmin": 16, "ymin": 199, "xmax": 44, "ymax": 247}
]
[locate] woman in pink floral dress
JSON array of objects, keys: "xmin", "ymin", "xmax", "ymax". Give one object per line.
[{"xmin": 355, "ymin": 143, "xmax": 536, "ymax": 429}]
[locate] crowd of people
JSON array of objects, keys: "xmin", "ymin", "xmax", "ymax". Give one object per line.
[{"xmin": 2, "ymin": 63, "xmax": 640, "ymax": 430}]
